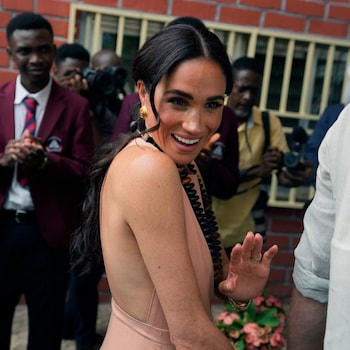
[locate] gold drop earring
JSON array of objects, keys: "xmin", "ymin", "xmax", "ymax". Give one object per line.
[{"xmin": 139, "ymin": 105, "xmax": 148, "ymax": 119}]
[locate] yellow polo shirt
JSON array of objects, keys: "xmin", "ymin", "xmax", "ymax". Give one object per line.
[{"xmin": 212, "ymin": 106, "xmax": 289, "ymax": 247}]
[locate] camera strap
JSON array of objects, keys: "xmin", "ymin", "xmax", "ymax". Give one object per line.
[
  {"xmin": 261, "ymin": 110, "xmax": 270, "ymax": 152},
  {"xmin": 261, "ymin": 110, "xmax": 272, "ymax": 187},
  {"xmin": 237, "ymin": 110, "xmax": 271, "ymax": 194}
]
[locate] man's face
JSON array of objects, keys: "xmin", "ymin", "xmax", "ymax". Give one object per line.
[
  {"xmin": 228, "ymin": 69, "xmax": 262, "ymax": 121},
  {"xmin": 53, "ymin": 57, "xmax": 89, "ymax": 89},
  {"xmin": 7, "ymin": 28, "xmax": 55, "ymax": 93}
]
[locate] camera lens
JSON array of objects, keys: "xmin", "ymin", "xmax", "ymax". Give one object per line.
[
  {"xmin": 107, "ymin": 67, "xmax": 128, "ymax": 90},
  {"xmin": 81, "ymin": 67, "xmax": 111, "ymax": 95},
  {"xmin": 94, "ymin": 70, "xmax": 115, "ymax": 95},
  {"xmin": 283, "ymin": 152, "xmax": 300, "ymax": 168}
]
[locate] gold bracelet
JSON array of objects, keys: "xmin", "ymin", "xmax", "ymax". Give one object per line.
[{"xmin": 227, "ymin": 298, "xmax": 251, "ymax": 312}]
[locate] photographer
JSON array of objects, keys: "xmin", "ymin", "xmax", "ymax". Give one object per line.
[
  {"xmin": 54, "ymin": 45, "xmax": 128, "ymax": 145},
  {"xmin": 53, "ymin": 43, "xmax": 105, "ymax": 350},
  {"xmin": 211, "ymin": 56, "xmax": 313, "ymax": 255},
  {"xmin": 90, "ymin": 49, "xmax": 128, "ymax": 141},
  {"xmin": 53, "ymin": 43, "xmax": 102, "ymax": 146}
]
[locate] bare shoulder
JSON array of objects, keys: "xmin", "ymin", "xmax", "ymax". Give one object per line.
[{"xmin": 108, "ymin": 140, "xmax": 180, "ymax": 187}]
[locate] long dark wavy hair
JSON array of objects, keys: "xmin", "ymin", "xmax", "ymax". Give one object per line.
[{"xmin": 71, "ymin": 24, "xmax": 233, "ymax": 273}]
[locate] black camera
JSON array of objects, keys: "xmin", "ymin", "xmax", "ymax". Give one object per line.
[
  {"xmin": 283, "ymin": 126, "xmax": 308, "ymax": 170},
  {"xmin": 81, "ymin": 66, "xmax": 128, "ymax": 96}
]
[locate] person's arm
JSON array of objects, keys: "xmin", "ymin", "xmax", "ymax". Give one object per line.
[
  {"xmin": 304, "ymin": 104, "xmax": 344, "ymax": 186},
  {"xmin": 201, "ymin": 107, "xmax": 239, "ymax": 199},
  {"xmin": 264, "ymin": 113, "xmax": 314, "ymax": 187},
  {"xmin": 53, "ymin": 70, "xmax": 89, "ymax": 94},
  {"xmin": 0, "ymin": 139, "xmax": 24, "ymax": 169},
  {"xmin": 239, "ymin": 146, "xmax": 283, "ymax": 184},
  {"xmin": 287, "ymin": 287, "xmax": 327, "ymax": 350},
  {"xmin": 287, "ymin": 114, "xmax": 337, "ymax": 349},
  {"xmin": 277, "ymin": 159, "xmax": 314, "ymax": 187},
  {"xmin": 304, "ymin": 104, "xmax": 344, "ymax": 169}
]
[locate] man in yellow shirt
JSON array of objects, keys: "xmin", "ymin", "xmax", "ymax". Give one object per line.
[{"xmin": 212, "ymin": 56, "xmax": 313, "ymax": 253}]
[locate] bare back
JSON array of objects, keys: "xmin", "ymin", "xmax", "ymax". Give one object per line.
[{"xmin": 99, "ymin": 138, "xmax": 216, "ymax": 348}]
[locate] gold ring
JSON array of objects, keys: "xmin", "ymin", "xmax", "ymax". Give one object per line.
[{"xmin": 250, "ymin": 253, "xmax": 262, "ymax": 264}]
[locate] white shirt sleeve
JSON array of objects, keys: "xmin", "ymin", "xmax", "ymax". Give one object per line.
[{"xmin": 293, "ymin": 103, "xmax": 350, "ymax": 348}]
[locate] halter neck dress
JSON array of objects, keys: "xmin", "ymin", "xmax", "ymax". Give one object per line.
[{"xmin": 100, "ymin": 139, "xmax": 214, "ymax": 349}]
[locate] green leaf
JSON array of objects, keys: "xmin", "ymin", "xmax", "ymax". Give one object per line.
[
  {"xmin": 255, "ymin": 308, "xmax": 281, "ymax": 327},
  {"xmin": 246, "ymin": 300, "xmax": 256, "ymax": 318},
  {"xmin": 225, "ymin": 303, "xmax": 236, "ymax": 313},
  {"xmin": 235, "ymin": 338, "xmax": 245, "ymax": 350},
  {"xmin": 217, "ymin": 322, "xmax": 242, "ymax": 331},
  {"xmin": 232, "ymin": 319, "xmax": 246, "ymax": 327}
]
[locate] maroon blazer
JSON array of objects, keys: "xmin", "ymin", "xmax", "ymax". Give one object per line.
[{"xmin": 0, "ymin": 79, "xmax": 94, "ymax": 248}]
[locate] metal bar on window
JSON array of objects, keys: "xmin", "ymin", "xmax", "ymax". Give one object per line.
[
  {"xmin": 299, "ymin": 42, "xmax": 315, "ymax": 114},
  {"xmin": 260, "ymin": 36, "xmax": 275, "ymax": 111},
  {"xmin": 279, "ymin": 40, "xmax": 295, "ymax": 113},
  {"xmin": 320, "ymin": 45, "xmax": 335, "ymax": 111},
  {"xmin": 116, "ymin": 16, "xmax": 125, "ymax": 57}
]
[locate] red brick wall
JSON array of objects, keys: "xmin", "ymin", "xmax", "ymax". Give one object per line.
[{"xmin": 263, "ymin": 207, "xmax": 304, "ymax": 302}]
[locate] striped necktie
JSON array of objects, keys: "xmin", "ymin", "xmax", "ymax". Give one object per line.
[
  {"xmin": 18, "ymin": 97, "xmax": 38, "ymax": 187},
  {"xmin": 23, "ymin": 97, "xmax": 37, "ymax": 135}
]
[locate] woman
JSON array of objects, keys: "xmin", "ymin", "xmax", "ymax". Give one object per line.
[{"xmin": 73, "ymin": 24, "xmax": 278, "ymax": 349}]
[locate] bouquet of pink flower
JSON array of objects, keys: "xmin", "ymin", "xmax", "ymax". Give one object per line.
[{"xmin": 216, "ymin": 292, "xmax": 286, "ymax": 350}]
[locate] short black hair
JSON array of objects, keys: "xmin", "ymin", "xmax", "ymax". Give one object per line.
[
  {"xmin": 55, "ymin": 43, "xmax": 90, "ymax": 66},
  {"xmin": 6, "ymin": 12, "xmax": 53, "ymax": 42},
  {"xmin": 232, "ymin": 56, "xmax": 264, "ymax": 76}
]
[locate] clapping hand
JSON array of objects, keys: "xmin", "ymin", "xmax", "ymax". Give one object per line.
[{"xmin": 19, "ymin": 130, "xmax": 46, "ymax": 168}]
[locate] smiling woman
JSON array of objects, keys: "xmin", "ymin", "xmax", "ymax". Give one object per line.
[
  {"xmin": 136, "ymin": 57, "xmax": 226, "ymax": 165},
  {"xmin": 71, "ymin": 24, "xmax": 278, "ymax": 350}
]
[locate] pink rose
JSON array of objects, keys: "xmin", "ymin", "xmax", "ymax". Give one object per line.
[
  {"xmin": 253, "ymin": 296, "xmax": 264, "ymax": 306},
  {"xmin": 243, "ymin": 322, "xmax": 259, "ymax": 333},
  {"xmin": 217, "ymin": 311, "xmax": 240, "ymax": 325},
  {"xmin": 270, "ymin": 329, "xmax": 286, "ymax": 347},
  {"xmin": 266, "ymin": 295, "xmax": 283, "ymax": 308}
]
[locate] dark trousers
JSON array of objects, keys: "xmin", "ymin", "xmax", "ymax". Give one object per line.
[
  {"xmin": 0, "ymin": 213, "xmax": 69, "ymax": 350},
  {"xmin": 64, "ymin": 264, "xmax": 103, "ymax": 350}
]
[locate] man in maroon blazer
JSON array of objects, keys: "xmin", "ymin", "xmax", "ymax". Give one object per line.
[{"xmin": 0, "ymin": 12, "xmax": 93, "ymax": 350}]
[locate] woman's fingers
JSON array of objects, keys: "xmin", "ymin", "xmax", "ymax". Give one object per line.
[{"xmin": 262, "ymin": 244, "xmax": 279, "ymax": 265}]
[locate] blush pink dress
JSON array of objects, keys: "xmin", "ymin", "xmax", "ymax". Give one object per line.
[{"xmin": 100, "ymin": 140, "xmax": 214, "ymax": 349}]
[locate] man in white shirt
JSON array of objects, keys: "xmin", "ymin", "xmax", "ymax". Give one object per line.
[{"xmin": 288, "ymin": 103, "xmax": 350, "ymax": 349}]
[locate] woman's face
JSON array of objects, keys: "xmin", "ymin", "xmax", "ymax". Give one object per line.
[{"xmin": 141, "ymin": 58, "xmax": 226, "ymax": 165}]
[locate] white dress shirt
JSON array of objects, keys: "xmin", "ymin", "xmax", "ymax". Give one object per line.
[
  {"xmin": 293, "ymin": 102, "xmax": 350, "ymax": 348},
  {"xmin": 3, "ymin": 75, "xmax": 52, "ymax": 211}
]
